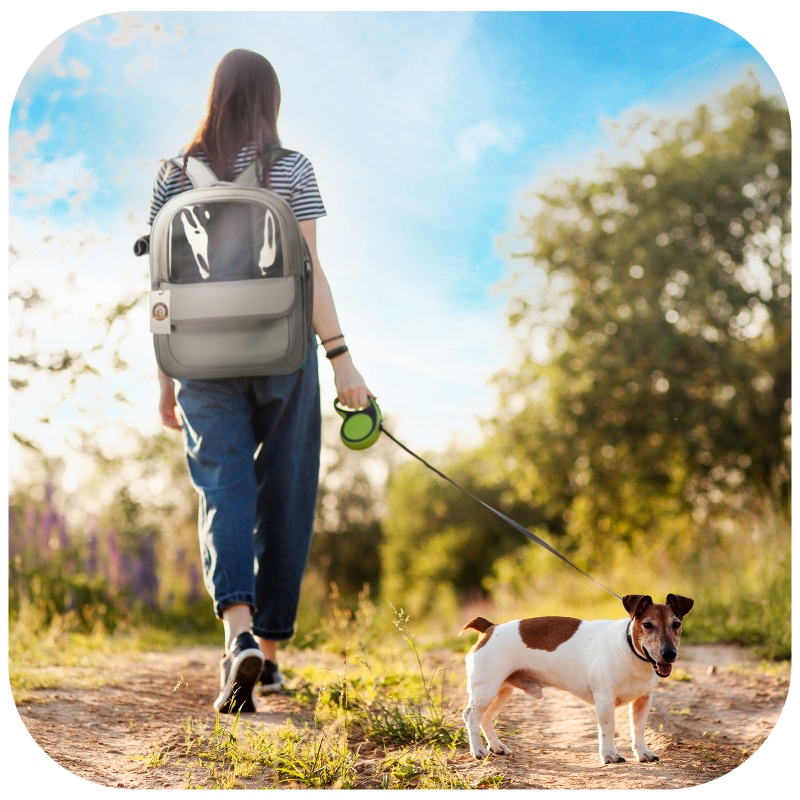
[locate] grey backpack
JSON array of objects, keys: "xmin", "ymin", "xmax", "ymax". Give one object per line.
[{"xmin": 136, "ymin": 148, "xmax": 313, "ymax": 379}]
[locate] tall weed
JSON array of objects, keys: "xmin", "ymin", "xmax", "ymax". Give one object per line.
[
  {"xmin": 685, "ymin": 492, "xmax": 791, "ymax": 658},
  {"xmin": 271, "ymin": 723, "xmax": 358, "ymax": 789},
  {"xmin": 353, "ymin": 606, "xmax": 465, "ymax": 747},
  {"xmin": 293, "ymin": 603, "xmax": 466, "ymax": 749}
]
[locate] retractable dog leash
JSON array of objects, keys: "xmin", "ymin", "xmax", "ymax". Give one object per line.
[
  {"xmin": 334, "ymin": 397, "xmax": 383, "ymax": 450},
  {"xmin": 334, "ymin": 398, "xmax": 622, "ymax": 600}
]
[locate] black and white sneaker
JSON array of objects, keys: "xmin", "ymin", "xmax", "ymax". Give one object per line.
[
  {"xmin": 213, "ymin": 632, "xmax": 264, "ymax": 714},
  {"xmin": 258, "ymin": 659, "xmax": 284, "ymax": 693}
]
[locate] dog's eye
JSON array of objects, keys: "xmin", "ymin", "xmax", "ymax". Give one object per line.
[
  {"xmin": 642, "ymin": 621, "xmax": 654, "ymax": 629},
  {"xmin": 672, "ymin": 621, "xmax": 681, "ymax": 630}
]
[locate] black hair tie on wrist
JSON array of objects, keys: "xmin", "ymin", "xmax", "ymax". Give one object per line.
[
  {"xmin": 319, "ymin": 334, "xmax": 345, "ymax": 346},
  {"xmin": 325, "ymin": 345, "xmax": 349, "ymax": 360}
]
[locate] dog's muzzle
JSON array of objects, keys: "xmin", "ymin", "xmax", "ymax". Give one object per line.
[{"xmin": 655, "ymin": 647, "xmax": 678, "ymax": 678}]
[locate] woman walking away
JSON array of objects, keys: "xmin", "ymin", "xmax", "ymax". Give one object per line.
[{"xmin": 147, "ymin": 49, "xmax": 372, "ymax": 713}]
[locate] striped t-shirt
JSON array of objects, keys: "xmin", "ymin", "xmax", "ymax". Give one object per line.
[{"xmin": 148, "ymin": 143, "xmax": 326, "ymax": 225}]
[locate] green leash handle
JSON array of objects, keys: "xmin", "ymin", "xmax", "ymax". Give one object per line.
[{"xmin": 334, "ymin": 396, "xmax": 382, "ymax": 450}]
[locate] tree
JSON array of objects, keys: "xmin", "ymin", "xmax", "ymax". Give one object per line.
[{"xmin": 491, "ymin": 77, "xmax": 790, "ymax": 554}]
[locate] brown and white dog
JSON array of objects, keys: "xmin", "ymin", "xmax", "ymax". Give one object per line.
[{"xmin": 461, "ymin": 593, "xmax": 694, "ymax": 764}]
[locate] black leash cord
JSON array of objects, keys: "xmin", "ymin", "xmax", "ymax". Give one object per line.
[{"xmin": 379, "ymin": 425, "xmax": 622, "ymax": 601}]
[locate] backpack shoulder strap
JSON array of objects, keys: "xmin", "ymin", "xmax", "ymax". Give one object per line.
[
  {"xmin": 169, "ymin": 156, "xmax": 218, "ymax": 188},
  {"xmin": 234, "ymin": 147, "xmax": 296, "ymax": 188}
]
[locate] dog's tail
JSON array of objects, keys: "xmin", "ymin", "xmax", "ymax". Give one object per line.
[{"xmin": 460, "ymin": 616, "xmax": 495, "ymax": 635}]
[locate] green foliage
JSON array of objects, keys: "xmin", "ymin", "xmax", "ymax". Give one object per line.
[
  {"xmin": 379, "ymin": 446, "xmax": 529, "ymax": 623},
  {"xmin": 682, "ymin": 491, "xmax": 791, "ymax": 659},
  {"xmin": 308, "ymin": 416, "xmax": 395, "ymax": 600},
  {"xmin": 182, "ymin": 714, "xmax": 271, "ymax": 789},
  {"xmin": 270, "ymin": 725, "xmax": 358, "ymax": 789},
  {"xmin": 8, "ymin": 477, "xmax": 129, "ymax": 633},
  {"xmin": 375, "ymin": 79, "xmax": 789, "ymax": 644},
  {"xmin": 10, "ymin": 568, "xmax": 125, "ymax": 632},
  {"xmin": 482, "ymin": 487, "xmax": 791, "ymax": 659},
  {"xmin": 377, "ymin": 746, "xmax": 481, "ymax": 789},
  {"xmin": 8, "ymin": 451, "xmax": 208, "ymax": 634},
  {"xmin": 292, "ymin": 604, "xmax": 466, "ymax": 749},
  {"xmin": 349, "ymin": 607, "xmax": 466, "ymax": 748},
  {"xmin": 317, "ymin": 582, "xmax": 381, "ymax": 650},
  {"xmin": 493, "ymin": 77, "xmax": 789, "ymax": 553}
]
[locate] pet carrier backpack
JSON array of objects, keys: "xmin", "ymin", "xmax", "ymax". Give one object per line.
[{"xmin": 136, "ymin": 148, "xmax": 313, "ymax": 379}]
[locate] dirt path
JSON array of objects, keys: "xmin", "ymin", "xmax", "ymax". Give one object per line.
[{"xmin": 12, "ymin": 643, "xmax": 791, "ymax": 790}]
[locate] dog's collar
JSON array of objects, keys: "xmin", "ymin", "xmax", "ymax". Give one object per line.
[{"xmin": 626, "ymin": 620, "xmax": 657, "ymax": 670}]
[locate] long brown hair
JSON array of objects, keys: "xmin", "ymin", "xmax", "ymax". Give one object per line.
[{"xmin": 185, "ymin": 49, "xmax": 281, "ymax": 182}]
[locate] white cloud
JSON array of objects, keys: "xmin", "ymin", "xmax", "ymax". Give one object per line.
[
  {"xmin": 9, "ymin": 123, "xmax": 52, "ymax": 160},
  {"xmin": 11, "ymin": 152, "xmax": 98, "ymax": 208},
  {"xmin": 106, "ymin": 11, "xmax": 185, "ymax": 48},
  {"xmin": 68, "ymin": 58, "xmax": 91, "ymax": 80},
  {"xmin": 106, "ymin": 12, "xmax": 148, "ymax": 46},
  {"xmin": 24, "ymin": 36, "xmax": 67, "ymax": 77},
  {"xmin": 123, "ymin": 54, "xmax": 159, "ymax": 87},
  {"xmin": 456, "ymin": 119, "xmax": 517, "ymax": 165}
]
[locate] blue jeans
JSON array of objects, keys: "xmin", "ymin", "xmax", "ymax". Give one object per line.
[{"xmin": 175, "ymin": 343, "xmax": 320, "ymax": 641}]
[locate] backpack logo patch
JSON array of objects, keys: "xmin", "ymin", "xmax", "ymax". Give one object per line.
[{"xmin": 149, "ymin": 291, "xmax": 171, "ymax": 334}]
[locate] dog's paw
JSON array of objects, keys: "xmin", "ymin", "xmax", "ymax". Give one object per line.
[
  {"xmin": 490, "ymin": 743, "xmax": 513, "ymax": 756},
  {"xmin": 470, "ymin": 746, "xmax": 489, "ymax": 760},
  {"xmin": 602, "ymin": 752, "xmax": 626, "ymax": 764},
  {"xmin": 634, "ymin": 747, "xmax": 659, "ymax": 763}
]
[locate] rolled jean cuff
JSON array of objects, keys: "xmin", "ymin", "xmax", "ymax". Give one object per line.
[
  {"xmin": 251, "ymin": 624, "xmax": 295, "ymax": 642},
  {"xmin": 215, "ymin": 593, "xmax": 257, "ymax": 620}
]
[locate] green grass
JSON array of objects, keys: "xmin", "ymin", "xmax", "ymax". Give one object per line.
[
  {"xmin": 271, "ymin": 724, "xmax": 358, "ymax": 789},
  {"xmin": 183, "ymin": 601, "xmax": 496, "ymax": 789},
  {"xmin": 353, "ymin": 606, "xmax": 467, "ymax": 748},
  {"xmin": 682, "ymin": 496, "xmax": 791, "ymax": 660},
  {"xmin": 377, "ymin": 745, "xmax": 485, "ymax": 789},
  {"xmin": 181, "ymin": 714, "xmax": 272, "ymax": 788},
  {"xmin": 7, "ymin": 596, "xmax": 220, "ymax": 703},
  {"xmin": 176, "ymin": 712, "xmax": 494, "ymax": 790},
  {"xmin": 9, "ymin": 492, "xmax": 789, "ymax": 789},
  {"xmin": 10, "ymin": 588, "xmax": 502, "ymax": 789},
  {"xmin": 8, "ymin": 600, "xmax": 127, "ymax": 702},
  {"xmin": 290, "ymin": 604, "xmax": 468, "ymax": 748}
]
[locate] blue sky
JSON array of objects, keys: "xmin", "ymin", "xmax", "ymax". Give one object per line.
[
  {"xmin": 3, "ymin": 4, "xmax": 797, "ymax": 792},
  {"xmin": 7, "ymin": 6, "xmax": 788, "ymax": 481}
]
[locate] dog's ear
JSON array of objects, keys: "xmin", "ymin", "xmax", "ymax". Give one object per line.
[
  {"xmin": 622, "ymin": 594, "xmax": 652, "ymax": 618},
  {"xmin": 667, "ymin": 594, "xmax": 694, "ymax": 619}
]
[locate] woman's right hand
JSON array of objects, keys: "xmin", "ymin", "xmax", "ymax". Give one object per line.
[
  {"xmin": 158, "ymin": 370, "xmax": 183, "ymax": 430},
  {"xmin": 332, "ymin": 354, "xmax": 372, "ymax": 410}
]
